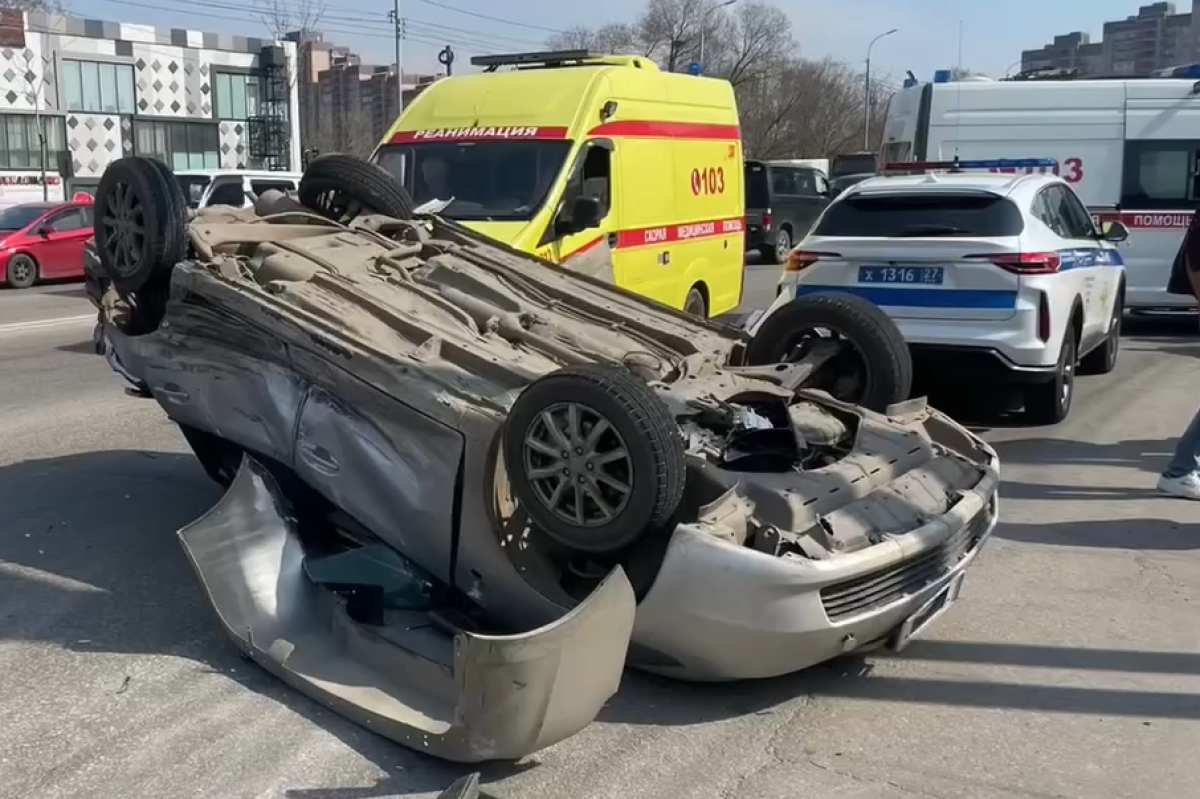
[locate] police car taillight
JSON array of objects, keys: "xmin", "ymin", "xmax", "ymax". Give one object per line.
[
  {"xmin": 785, "ymin": 250, "xmax": 839, "ymax": 271},
  {"xmin": 964, "ymin": 251, "xmax": 1062, "ymax": 274}
]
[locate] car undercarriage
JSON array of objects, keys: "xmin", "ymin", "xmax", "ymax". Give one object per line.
[{"xmin": 83, "ymin": 154, "xmax": 1001, "ymax": 762}]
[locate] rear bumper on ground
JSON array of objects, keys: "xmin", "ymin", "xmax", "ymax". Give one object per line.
[{"xmin": 179, "ymin": 457, "xmax": 636, "ymax": 763}]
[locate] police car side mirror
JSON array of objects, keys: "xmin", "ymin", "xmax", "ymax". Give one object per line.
[{"xmin": 1101, "ymin": 220, "xmax": 1129, "ymax": 242}]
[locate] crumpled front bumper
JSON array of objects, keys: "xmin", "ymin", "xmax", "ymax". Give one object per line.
[
  {"xmin": 179, "ymin": 456, "xmax": 636, "ymax": 762},
  {"xmin": 632, "ymin": 413, "xmax": 1001, "ymax": 682}
]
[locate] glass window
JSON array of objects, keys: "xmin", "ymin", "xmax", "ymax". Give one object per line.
[
  {"xmin": 47, "ymin": 208, "xmax": 87, "ymax": 231},
  {"xmin": 1121, "ymin": 140, "xmax": 1200, "ymax": 209},
  {"xmin": 793, "ymin": 169, "xmax": 816, "ymax": 195},
  {"xmin": 206, "ymin": 180, "xmax": 246, "ymax": 207},
  {"xmin": 132, "ymin": 120, "xmax": 220, "ymax": 174},
  {"xmin": 214, "ymin": 72, "xmax": 259, "ymax": 120},
  {"xmin": 770, "ymin": 167, "xmax": 796, "ymax": 195},
  {"xmin": 62, "ymin": 59, "xmax": 135, "ymax": 114},
  {"xmin": 815, "ymin": 192, "xmax": 1026, "ymax": 238},
  {"xmin": 373, "ymin": 140, "xmax": 573, "ymax": 222},
  {"xmin": 744, "ymin": 162, "xmax": 769, "ymax": 207},
  {"xmin": 98, "ymin": 63, "xmax": 118, "ymax": 113},
  {"xmin": 7, "ymin": 117, "xmax": 27, "ymax": 168},
  {"xmin": 62, "ymin": 60, "xmax": 82, "ymax": 111},
  {"xmin": 1051, "ymin": 185, "xmax": 1097, "ymax": 239}
]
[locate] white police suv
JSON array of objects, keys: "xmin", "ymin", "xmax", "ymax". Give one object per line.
[{"xmin": 761, "ymin": 159, "xmax": 1128, "ymax": 425}]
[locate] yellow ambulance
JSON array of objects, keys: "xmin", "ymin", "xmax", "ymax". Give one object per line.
[{"xmin": 373, "ymin": 50, "xmax": 745, "ymax": 318}]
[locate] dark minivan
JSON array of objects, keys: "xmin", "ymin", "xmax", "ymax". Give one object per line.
[{"xmin": 744, "ymin": 160, "xmax": 831, "ymax": 264}]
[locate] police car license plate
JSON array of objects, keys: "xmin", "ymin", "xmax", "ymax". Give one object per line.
[{"xmin": 859, "ymin": 266, "xmax": 944, "ymax": 285}]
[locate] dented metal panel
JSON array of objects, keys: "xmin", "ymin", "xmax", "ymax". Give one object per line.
[{"xmin": 178, "ymin": 457, "xmax": 636, "ymax": 762}]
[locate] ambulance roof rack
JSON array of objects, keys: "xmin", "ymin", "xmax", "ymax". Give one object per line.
[
  {"xmin": 470, "ymin": 49, "xmax": 601, "ymax": 72},
  {"xmin": 881, "ymin": 158, "xmax": 1059, "ymax": 174}
]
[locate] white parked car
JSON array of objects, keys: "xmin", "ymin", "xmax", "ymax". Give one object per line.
[{"xmin": 763, "ymin": 158, "xmax": 1128, "ymax": 424}]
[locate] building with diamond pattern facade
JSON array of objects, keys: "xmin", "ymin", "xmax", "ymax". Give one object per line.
[{"xmin": 0, "ymin": 8, "xmax": 300, "ymax": 204}]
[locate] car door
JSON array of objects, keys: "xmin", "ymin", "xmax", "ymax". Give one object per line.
[
  {"xmin": 768, "ymin": 166, "xmax": 801, "ymax": 246},
  {"xmin": 1035, "ymin": 184, "xmax": 1112, "ymax": 347},
  {"xmin": 790, "ymin": 168, "xmax": 828, "ymax": 239},
  {"xmin": 35, "ymin": 207, "xmax": 92, "ymax": 278},
  {"xmin": 543, "ymin": 140, "xmax": 621, "ymax": 279}
]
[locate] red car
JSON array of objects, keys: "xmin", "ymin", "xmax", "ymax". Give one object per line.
[{"xmin": 0, "ymin": 199, "xmax": 95, "ymax": 289}]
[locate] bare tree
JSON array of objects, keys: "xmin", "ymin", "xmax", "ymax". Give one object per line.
[
  {"xmin": 260, "ymin": 0, "xmax": 325, "ymax": 42},
  {"xmin": 311, "ymin": 104, "xmax": 378, "ymax": 160},
  {"xmin": 547, "ymin": 23, "xmax": 644, "ymax": 55},
  {"xmin": 544, "ymin": 0, "xmax": 886, "ymax": 160},
  {"xmin": 1, "ymin": 0, "xmax": 65, "ymax": 12}
]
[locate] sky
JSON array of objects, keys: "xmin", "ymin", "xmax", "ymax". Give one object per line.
[{"xmin": 65, "ymin": 0, "xmax": 1190, "ymax": 85}]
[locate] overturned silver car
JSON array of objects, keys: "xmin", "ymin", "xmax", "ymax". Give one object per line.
[{"xmin": 85, "ymin": 154, "xmax": 1000, "ymax": 761}]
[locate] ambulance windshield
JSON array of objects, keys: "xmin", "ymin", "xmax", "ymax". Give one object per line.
[{"xmin": 375, "ymin": 140, "xmax": 572, "ymax": 221}]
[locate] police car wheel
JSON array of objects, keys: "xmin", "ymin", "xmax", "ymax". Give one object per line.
[
  {"xmin": 1025, "ymin": 328, "xmax": 1076, "ymax": 425},
  {"xmin": 299, "ymin": 154, "xmax": 415, "ymax": 223},
  {"xmin": 744, "ymin": 292, "xmax": 913, "ymax": 412}
]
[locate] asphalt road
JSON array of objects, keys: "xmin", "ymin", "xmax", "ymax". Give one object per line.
[{"xmin": 2, "ymin": 272, "xmax": 1200, "ymax": 799}]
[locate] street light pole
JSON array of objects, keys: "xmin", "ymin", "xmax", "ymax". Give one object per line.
[
  {"xmin": 699, "ymin": 0, "xmax": 737, "ymax": 74},
  {"xmin": 388, "ymin": 0, "xmax": 404, "ymax": 115},
  {"xmin": 864, "ymin": 28, "xmax": 897, "ymax": 150}
]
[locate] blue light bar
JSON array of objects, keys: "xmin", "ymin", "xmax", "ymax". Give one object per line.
[
  {"xmin": 1152, "ymin": 62, "xmax": 1200, "ymax": 79},
  {"xmin": 881, "ymin": 158, "xmax": 1060, "ymax": 172}
]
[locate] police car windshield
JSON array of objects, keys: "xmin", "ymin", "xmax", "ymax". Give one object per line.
[
  {"xmin": 375, "ymin": 140, "xmax": 572, "ymax": 222},
  {"xmin": 815, "ymin": 193, "xmax": 1025, "ymax": 238}
]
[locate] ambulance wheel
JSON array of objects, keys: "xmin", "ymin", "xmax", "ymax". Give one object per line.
[
  {"xmin": 1079, "ymin": 292, "xmax": 1122, "ymax": 375},
  {"xmin": 745, "ymin": 292, "xmax": 913, "ymax": 412},
  {"xmin": 1024, "ymin": 327, "xmax": 1076, "ymax": 425},
  {"xmin": 299, "ymin": 154, "xmax": 414, "ymax": 223},
  {"xmin": 683, "ymin": 286, "xmax": 707, "ymax": 318}
]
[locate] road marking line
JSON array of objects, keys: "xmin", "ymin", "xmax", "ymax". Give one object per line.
[{"xmin": 0, "ymin": 313, "xmax": 95, "ymax": 335}]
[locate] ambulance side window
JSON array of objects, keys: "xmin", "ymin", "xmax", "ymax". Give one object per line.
[
  {"xmin": 1121, "ymin": 140, "xmax": 1200, "ymax": 209},
  {"xmin": 559, "ymin": 143, "xmax": 611, "ymax": 227}
]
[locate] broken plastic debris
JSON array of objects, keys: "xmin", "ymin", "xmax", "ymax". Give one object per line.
[{"xmin": 413, "ymin": 197, "xmax": 455, "ymax": 215}]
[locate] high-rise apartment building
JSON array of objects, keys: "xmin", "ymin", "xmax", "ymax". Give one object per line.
[
  {"xmin": 287, "ymin": 30, "xmax": 439, "ymax": 157},
  {"xmin": 1021, "ymin": 2, "xmax": 1200, "ymax": 76}
]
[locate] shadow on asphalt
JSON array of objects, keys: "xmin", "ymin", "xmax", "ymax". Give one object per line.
[{"xmin": 4, "ymin": 449, "xmax": 1199, "ymax": 799}]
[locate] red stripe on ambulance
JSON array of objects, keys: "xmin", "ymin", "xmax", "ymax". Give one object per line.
[
  {"xmin": 587, "ymin": 121, "xmax": 741, "ymax": 140},
  {"xmin": 1092, "ymin": 210, "xmax": 1195, "ymax": 229},
  {"xmin": 616, "ymin": 217, "xmax": 744, "ymax": 249}
]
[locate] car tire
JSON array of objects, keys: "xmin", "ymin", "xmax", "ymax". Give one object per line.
[
  {"xmin": 503, "ymin": 364, "xmax": 686, "ymax": 555},
  {"xmin": 772, "ymin": 228, "xmax": 792, "ymax": 265},
  {"xmin": 6, "ymin": 254, "xmax": 38, "ymax": 289},
  {"xmin": 744, "ymin": 292, "xmax": 913, "ymax": 412},
  {"xmin": 1079, "ymin": 293, "xmax": 1122, "ymax": 375},
  {"xmin": 94, "ymin": 156, "xmax": 185, "ymax": 296},
  {"xmin": 683, "ymin": 285, "xmax": 707, "ymax": 318},
  {"xmin": 1025, "ymin": 326, "xmax": 1077, "ymax": 425},
  {"xmin": 298, "ymin": 153, "xmax": 415, "ymax": 223}
]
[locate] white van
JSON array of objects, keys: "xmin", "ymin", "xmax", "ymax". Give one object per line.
[
  {"xmin": 174, "ymin": 170, "xmax": 303, "ymax": 210},
  {"xmin": 880, "ymin": 71, "xmax": 1200, "ymax": 311}
]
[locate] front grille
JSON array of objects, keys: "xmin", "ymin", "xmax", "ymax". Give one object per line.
[{"xmin": 820, "ymin": 500, "xmax": 993, "ymax": 623}]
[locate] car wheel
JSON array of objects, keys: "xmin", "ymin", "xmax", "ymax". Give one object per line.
[
  {"xmin": 94, "ymin": 157, "xmax": 185, "ymax": 297},
  {"xmin": 6, "ymin": 254, "xmax": 38, "ymax": 289},
  {"xmin": 503, "ymin": 364, "xmax": 686, "ymax": 555},
  {"xmin": 1079, "ymin": 294, "xmax": 1122, "ymax": 375},
  {"xmin": 1025, "ymin": 326, "xmax": 1077, "ymax": 425},
  {"xmin": 772, "ymin": 228, "xmax": 792, "ymax": 265},
  {"xmin": 298, "ymin": 153, "xmax": 415, "ymax": 224},
  {"xmin": 683, "ymin": 285, "xmax": 707, "ymax": 318},
  {"xmin": 744, "ymin": 292, "xmax": 913, "ymax": 412}
]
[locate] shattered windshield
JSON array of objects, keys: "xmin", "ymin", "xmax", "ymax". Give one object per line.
[{"xmin": 374, "ymin": 140, "xmax": 571, "ymax": 222}]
